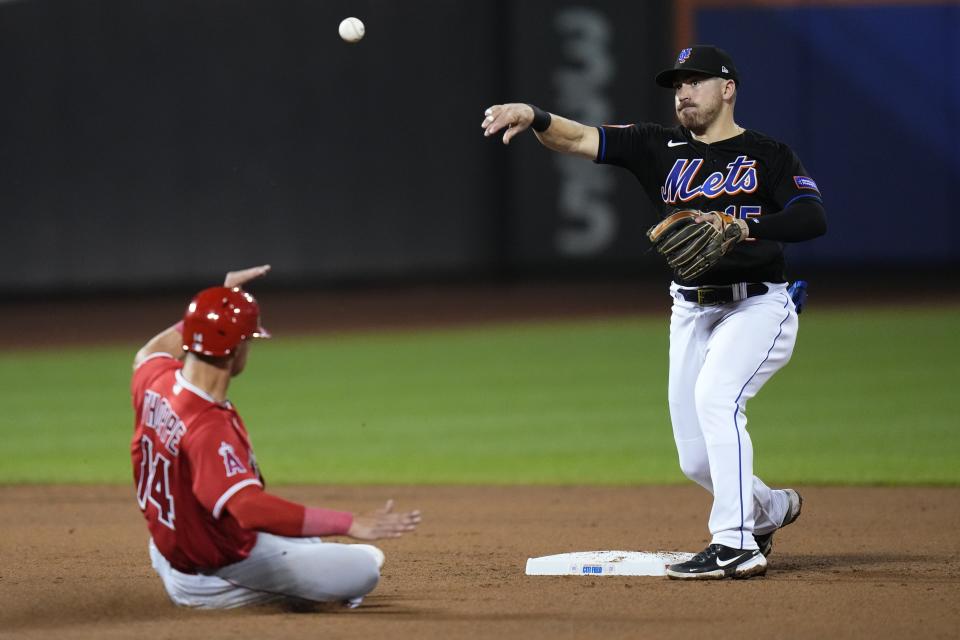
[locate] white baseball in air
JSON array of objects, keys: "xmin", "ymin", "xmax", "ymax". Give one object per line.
[{"xmin": 339, "ymin": 17, "xmax": 365, "ymax": 43}]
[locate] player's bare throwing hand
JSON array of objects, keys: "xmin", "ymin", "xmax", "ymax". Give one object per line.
[{"xmin": 131, "ymin": 265, "xmax": 421, "ymax": 609}]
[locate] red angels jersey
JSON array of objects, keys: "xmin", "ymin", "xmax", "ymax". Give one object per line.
[{"xmin": 131, "ymin": 353, "xmax": 263, "ymax": 573}]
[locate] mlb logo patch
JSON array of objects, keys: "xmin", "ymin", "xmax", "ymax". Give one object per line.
[
  {"xmin": 794, "ymin": 176, "xmax": 820, "ymax": 192},
  {"xmin": 678, "ymin": 48, "xmax": 692, "ymax": 64}
]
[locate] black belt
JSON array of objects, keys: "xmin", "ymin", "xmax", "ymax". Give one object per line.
[{"xmin": 677, "ymin": 283, "xmax": 769, "ymax": 306}]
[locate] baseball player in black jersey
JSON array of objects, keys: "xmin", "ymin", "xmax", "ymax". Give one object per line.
[{"xmin": 482, "ymin": 45, "xmax": 826, "ymax": 579}]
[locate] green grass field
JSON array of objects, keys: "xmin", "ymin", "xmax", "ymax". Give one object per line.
[{"xmin": 1, "ymin": 306, "xmax": 957, "ymax": 485}]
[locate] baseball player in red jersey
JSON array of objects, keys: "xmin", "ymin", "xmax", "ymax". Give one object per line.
[
  {"xmin": 482, "ymin": 46, "xmax": 825, "ymax": 579},
  {"xmin": 131, "ymin": 265, "xmax": 421, "ymax": 608}
]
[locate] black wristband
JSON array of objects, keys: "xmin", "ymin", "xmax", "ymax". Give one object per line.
[{"xmin": 528, "ymin": 104, "xmax": 552, "ymax": 132}]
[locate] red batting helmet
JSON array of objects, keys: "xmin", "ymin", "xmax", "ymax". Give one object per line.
[{"xmin": 181, "ymin": 286, "xmax": 271, "ymax": 357}]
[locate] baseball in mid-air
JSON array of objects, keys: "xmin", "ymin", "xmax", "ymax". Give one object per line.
[{"xmin": 338, "ymin": 17, "xmax": 365, "ymax": 43}]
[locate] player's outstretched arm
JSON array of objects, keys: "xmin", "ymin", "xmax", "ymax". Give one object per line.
[
  {"xmin": 481, "ymin": 103, "xmax": 599, "ymax": 159},
  {"xmin": 133, "ymin": 325, "xmax": 186, "ymax": 369},
  {"xmin": 133, "ymin": 264, "xmax": 273, "ymax": 369},
  {"xmin": 226, "ymin": 487, "xmax": 421, "ymax": 540},
  {"xmin": 224, "ymin": 264, "xmax": 271, "ymax": 289},
  {"xmin": 347, "ymin": 499, "xmax": 422, "ymax": 541}
]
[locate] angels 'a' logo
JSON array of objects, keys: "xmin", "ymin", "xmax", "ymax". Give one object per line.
[{"xmin": 218, "ymin": 442, "xmax": 247, "ymax": 477}]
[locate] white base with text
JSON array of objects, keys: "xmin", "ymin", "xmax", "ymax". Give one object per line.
[{"xmin": 525, "ymin": 550, "xmax": 696, "ymax": 577}]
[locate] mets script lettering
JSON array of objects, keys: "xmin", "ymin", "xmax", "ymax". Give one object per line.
[{"xmin": 661, "ymin": 155, "xmax": 758, "ymax": 204}]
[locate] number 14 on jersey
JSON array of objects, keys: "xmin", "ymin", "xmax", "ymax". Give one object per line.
[{"xmin": 136, "ymin": 436, "xmax": 176, "ymax": 530}]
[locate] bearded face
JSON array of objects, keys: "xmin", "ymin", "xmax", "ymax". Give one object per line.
[{"xmin": 673, "ymin": 75, "xmax": 728, "ymax": 135}]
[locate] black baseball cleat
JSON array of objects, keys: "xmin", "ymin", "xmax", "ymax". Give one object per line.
[
  {"xmin": 754, "ymin": 488, "xmax": 803, "ymax": 557},
  {"xmin": 666, "ymin": 544, "xmax": 767, "ymax": 580}
]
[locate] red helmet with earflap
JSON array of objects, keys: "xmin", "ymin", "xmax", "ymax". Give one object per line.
[{"xmin": 181, "ymin": 287, "xmax": 270, "ymax": 357}]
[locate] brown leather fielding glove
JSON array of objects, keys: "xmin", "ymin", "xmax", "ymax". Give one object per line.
[{"xmin": 646, "ymin": 210, "xmax": 744, "ymax": 280}]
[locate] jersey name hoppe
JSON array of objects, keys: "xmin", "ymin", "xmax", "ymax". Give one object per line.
[
  {"xmin": 661, "ymin": 155, "xmax": 758, "ymax": 204},
  {"xmin": 142, "ymin": 389, "xmax": 187, "ymax": 455}
]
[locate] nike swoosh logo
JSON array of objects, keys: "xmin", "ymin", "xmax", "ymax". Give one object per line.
[
  {"xmin": 715, "ymin": 552, "xmax": 751, "ymax": 568},
  {"xmin": 667, "ymin": 140, "xmax": 688, "ymax": 147}
]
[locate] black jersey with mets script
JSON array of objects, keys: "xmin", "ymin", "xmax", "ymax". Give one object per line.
[{"xmin": 595, "ymin": 123, "xmax": 823, "ymax": 286}]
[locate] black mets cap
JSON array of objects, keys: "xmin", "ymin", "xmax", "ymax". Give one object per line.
[{"xmin": 655, "ymin": 45, "xmax": 740, "ymax": 88}]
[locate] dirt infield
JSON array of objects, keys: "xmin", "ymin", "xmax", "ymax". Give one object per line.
[
  {"xmin": 4, "ymin": 281, "xmax": 959, "ymax": 637},
  {"xmin": 2, "ymin": 484, "xmax": 959, "ymax": 639}
]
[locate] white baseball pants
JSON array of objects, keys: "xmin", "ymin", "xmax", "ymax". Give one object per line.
[
  {"xmin": 149, "ymin": 533, "xmax": 383, "ymax": 609},
  {"xmin": 668, "ymin": 282, "xmax": 797, "ymax": 550}
]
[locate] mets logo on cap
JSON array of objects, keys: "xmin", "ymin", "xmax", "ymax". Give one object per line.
[{"xmin": 678, "ymin": 48, "xmax": 692, "ymax": 64}]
